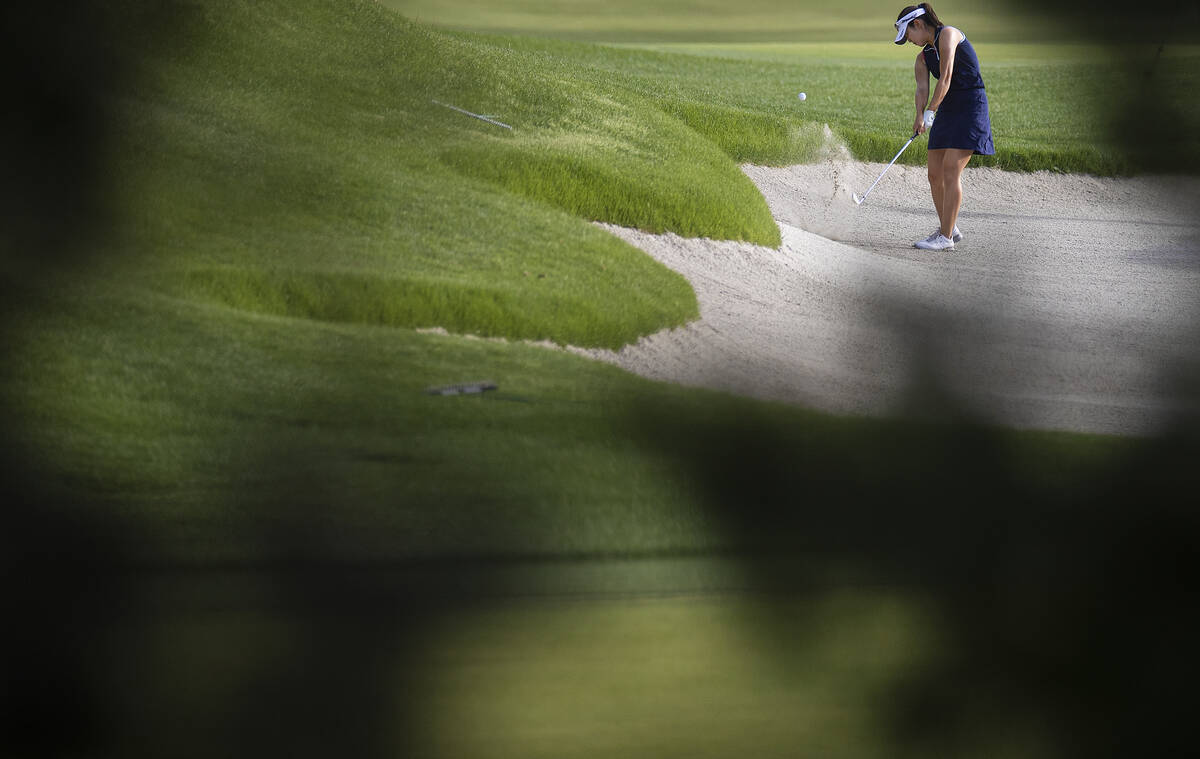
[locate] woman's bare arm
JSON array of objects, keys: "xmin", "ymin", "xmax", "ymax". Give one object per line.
[
  {"xmin": 927, "ymin": 26, "xmax": 963, "ymax": 112},
  {"xmin": 914, "ymin": 52, "xmax": 930, "ymax": 134}
]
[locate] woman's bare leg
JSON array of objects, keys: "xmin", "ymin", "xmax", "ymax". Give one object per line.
[
  {"xmin": 939, "ymin": 148, "xmax": 973, "ymax": 238},
  {"xmin": 927, "ymin": 149, "xmax": 945, "ymax": 223}
]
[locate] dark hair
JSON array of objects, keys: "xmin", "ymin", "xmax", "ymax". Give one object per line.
[{"xmin": 897, "ymin": 3, "xmax": 944, "ymax": 29}]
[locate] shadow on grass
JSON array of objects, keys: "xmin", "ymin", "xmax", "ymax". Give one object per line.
[
  {"xmin": 620, "ymin": 381, "xmax": 1200, "ymax": 757},
  {"xmin": 8, "ymin": 348, "xmax": 1199, "ymax": 757},
  {"xmin": 1009, "ymin": 0, "xmax": 1200, "ymax": 173}
]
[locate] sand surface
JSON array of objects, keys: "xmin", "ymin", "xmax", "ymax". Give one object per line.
[{"xmin": 580, "ymin": 159, "xmax": 1200, "ymax": 436}]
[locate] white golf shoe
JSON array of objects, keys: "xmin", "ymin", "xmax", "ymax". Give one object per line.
[
  {"xmin": 915, "ymin": 233, "xmax": 955, "ymax": 251},
  {"xmin": 919, "ymin": 226, "xmax": 962, "ymax": 245}
]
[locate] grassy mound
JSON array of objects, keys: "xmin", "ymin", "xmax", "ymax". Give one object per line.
[{"xmin": 108, "ymin": 0, "xmax": 816, "ymax": 350}]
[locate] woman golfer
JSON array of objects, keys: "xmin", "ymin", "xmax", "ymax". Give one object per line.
[{"xmin": 894, "ymin": 3, "xmax": 994, "ymax": 250}]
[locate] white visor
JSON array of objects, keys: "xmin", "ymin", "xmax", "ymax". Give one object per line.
[{"xmin": 893, "ymin": 7, "xmax": 926, "ymax": 44}]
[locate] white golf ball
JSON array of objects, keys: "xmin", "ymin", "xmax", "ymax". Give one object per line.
[{"xmin": 797, "ymin": 92, "xmax": 807, "ymax": 101}]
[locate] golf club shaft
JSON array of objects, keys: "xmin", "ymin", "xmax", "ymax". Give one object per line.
[{"xmin": 857, "ymin": 131, "xmax": 919, "ymax": 204}]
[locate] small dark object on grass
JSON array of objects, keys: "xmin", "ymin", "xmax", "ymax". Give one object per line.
[{"xmin": 425, "ymin": 381, "xmax": 498, "ymax": 396}]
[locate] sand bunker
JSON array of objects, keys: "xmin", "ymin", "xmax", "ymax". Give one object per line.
[{"xmin": 582, "ymin": 160, "xmax": 1200, "ymax": 436}]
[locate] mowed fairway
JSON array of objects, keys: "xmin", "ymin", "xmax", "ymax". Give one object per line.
[
  {"xmin": 4, "ymin": 1, "xmax": 1199, "ymax": 757},
  {"xmin": 390, "ymin": 0, "xmax": 1013, "ymax": 42}
]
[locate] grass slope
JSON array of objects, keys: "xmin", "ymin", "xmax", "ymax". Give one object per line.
[{"xmin": 110, "ymin": 0, "xmax": 800, "ymax": 352}]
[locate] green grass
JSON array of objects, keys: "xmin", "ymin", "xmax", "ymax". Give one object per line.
[
  {"xmin": 80, "ymin": 585, "xmax": 959, "ymax": 758},
  {"xmin": 6, "ymin": 280, "xmax": 1135, "ymax": 565},
  {"xmin": 409, "ymin": 593, "xmax": 944, "ymax": 759},
  {"xmin": 5, "ymin": 290, "xmax": 710, "ymax": 562},
  {"xmin": 386, "ymin": 0, "xmax": 1029, "ymax": 43},
  {"xmin": 385, "ymin": 0, "xmax": 1200, "ymax": 48},
  {"xmin": 108, "ymin": 0, "xmax": 799, "ymax": 353}
]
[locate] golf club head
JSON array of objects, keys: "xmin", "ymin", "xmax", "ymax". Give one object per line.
[{"xmin": 852, "ymin": 193, "xmax": 864, "ymax": 205}]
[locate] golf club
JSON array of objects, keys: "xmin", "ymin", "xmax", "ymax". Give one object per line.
[{"xmin": 853, "ymin": 131, "xmax": 920, "ymax": 205}]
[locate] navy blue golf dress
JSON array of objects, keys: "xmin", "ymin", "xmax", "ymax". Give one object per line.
[{"xmin": 923, "ymin": 27, "xmax": 995, "ymax": 155}]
